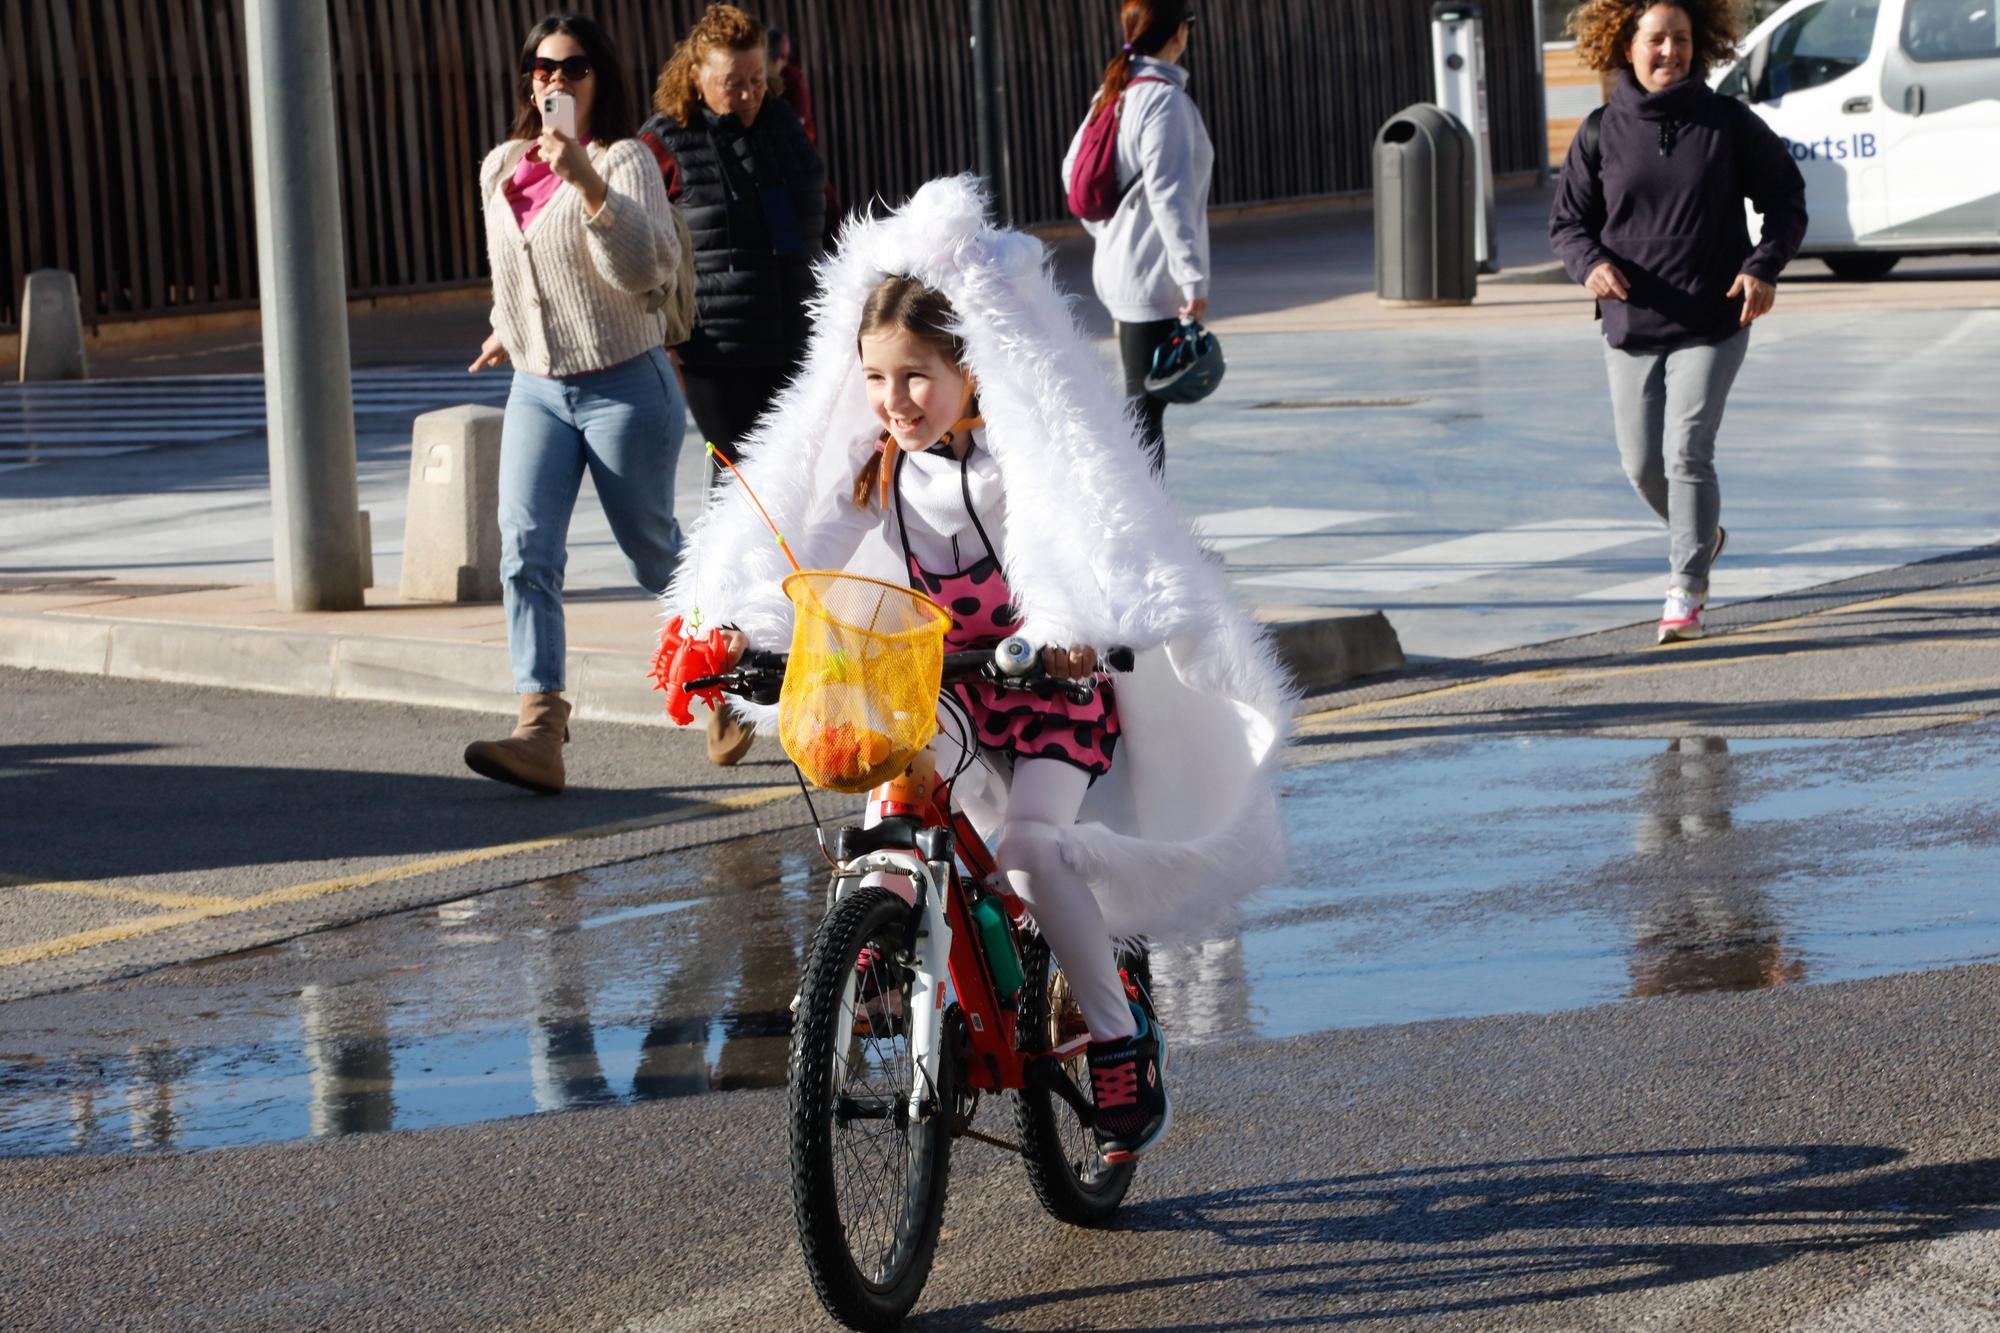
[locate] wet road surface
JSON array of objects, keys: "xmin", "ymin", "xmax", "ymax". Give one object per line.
[
  {"xmin": 6, "ymin": 719, "xmax": 1997, "ymax": 1158},
  {"xmin": 10, "ymin": 952, "xmax": 2000, "ymax": 1331},
  {"xmin": 4, "ymin": 563, "xmax": 2000, "ymax": 1328}
]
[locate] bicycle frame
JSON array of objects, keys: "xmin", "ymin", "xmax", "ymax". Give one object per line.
[
  {"xmin": 824, "ymin": 777, "xmax": 1090, "ymax": 1125},
  {"xmin": 680, "ymin": 636, "xmax": 1122, "ymax": 1131}
]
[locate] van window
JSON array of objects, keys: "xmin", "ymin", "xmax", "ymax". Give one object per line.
[
  {"xmin": 1755, "ymin": 0, "xmax": 1883, "ymax": 100},
  {"xmin": 1903, "ymin": 0, "xmax": 2000, "ymax": 60}
]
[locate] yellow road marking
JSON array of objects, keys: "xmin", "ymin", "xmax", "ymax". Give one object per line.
[
  {"xmin": 1319, "ymin": 680, "xmax": 2000, "ymax": 736},
  {"xmin": 0, "ymin": 783, "xmax": 800, "ymax": 971},
  {"xmin": 0, "ymin": 912, "xmax": 213, "ymax": 969},
  {"xmin": 1720, "ymin": 584, "xmax": 2000, "ymax": 641},
  {"xmin": 1812, "ymin": 675, "xmax": 2000, "ymax": 704},
  {"xmin": 0, "ymin": 876, "xmax": 234, "ymax": 911}
]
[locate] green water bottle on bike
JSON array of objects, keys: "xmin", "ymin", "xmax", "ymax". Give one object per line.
[{"xmin": 970, "ymin": 891, "xmax": 1024, "ymax": 1001}]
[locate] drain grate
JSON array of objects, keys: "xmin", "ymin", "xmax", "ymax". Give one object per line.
[{"xmin": 1251, "ymin": 397, "xmax": 1424, "ymax": 410}]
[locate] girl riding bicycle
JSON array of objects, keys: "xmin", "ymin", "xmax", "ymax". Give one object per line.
[{"xmin": 666, "ymin": 175, "xmax": 1294, "ymax": 1162}]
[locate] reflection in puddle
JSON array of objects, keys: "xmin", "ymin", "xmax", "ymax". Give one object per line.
[
  {"xmin": 1625, "ymin": 738, "xmax": 1805, "ymax": 998},
  {"xmin": 6, "ymin": 723, "xmax": 2000, "ymax": 1156},
  {"xmin": 1220, "ymin": 722, "xmax": 2000, "ymax": 1040},
  {"xmin": 0, "ymin": 837, "xmax": 821, "ymax": 1157}
]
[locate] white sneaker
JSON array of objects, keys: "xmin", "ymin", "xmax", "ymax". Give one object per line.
[{"xmin": 1658, "ymin": 587, "xmax": 1705, "ymax": 644}]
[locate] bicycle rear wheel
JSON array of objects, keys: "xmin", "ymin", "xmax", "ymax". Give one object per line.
[
  {"xmin": 790, "ymin": 886, "xmax": 952, "ymax": 1330},
  {"xmin": 1013, "ymin": 936, "xmax": 1138, "ymax": 1225}
]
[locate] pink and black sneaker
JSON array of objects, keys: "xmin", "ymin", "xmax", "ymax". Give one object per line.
[
  {"xmin": 1087, "ymin": 1000, "xmax": 1170, "ymax": 1163},
  {"xmin": 852, "ymin": 945, "xmax": 903, "ymax": 1035},
  {"xmin": 1658, "ymin": 586, "xmax": 1705, "ymax": 644}
]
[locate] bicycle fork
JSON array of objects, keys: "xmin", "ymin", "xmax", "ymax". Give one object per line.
[{"xmin": 833, "ymin": 848, "xmax": 955, "ymax": 1123}]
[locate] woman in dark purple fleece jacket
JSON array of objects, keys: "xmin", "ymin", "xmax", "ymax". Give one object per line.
[{"xmin": 1551, "ymin": 0, "xmax": 1806, "ymax": 645}]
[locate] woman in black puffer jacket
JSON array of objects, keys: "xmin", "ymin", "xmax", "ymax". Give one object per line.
[
  {"xmin": 1551, "ymin": 0, "xmax": 1806, "ymax": 646},
  {"xmin": 639, "ymin": 3, "xmax": 825, "ymax": 767},
  {"xmin": 641, "ymin": 4, "xmax": 826, "ymax": 478}
]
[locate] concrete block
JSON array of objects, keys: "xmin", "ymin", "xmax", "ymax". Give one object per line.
[
  {"xmin": 570, "ymin": 649, "xmax": 676, "ymax": 727},
  {"xmin": 1258, "ymin": 606, "xmax": 1405, "ymax": 692},
  {"xmin": 0, "ymin": 613, "xmax": 114, "ymax": 674},
  {"xmin": 400, "ymin": 406, "xmax": 502, "ymax": 603},
  {"xmin": 106, "ymin": 621, "xmax": 336, "ymax": 695},
  {"xmin": 18, "ymin": 270, "xmax": 88, "ymax": 382},
  {"xmin": 334, "ymin": 635, "xmax": 518, "ymax": 715},
  {"xmin": 357, "ymin": 510, "xmax": 375, "ymax": 590}
]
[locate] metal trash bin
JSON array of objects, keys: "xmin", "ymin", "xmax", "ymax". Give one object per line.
[{"xmin": 1374, "ymin": 104, "xmax": 1477, "ymax": 307}]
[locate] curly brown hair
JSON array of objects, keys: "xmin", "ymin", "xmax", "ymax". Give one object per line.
[
  {"xmin": 1567, "ymin": 0, "xmax": 1744, "ymax": 77},
  {"xmin": 652, "ymin": 3, "xmax": 784, "ymax": 126}
]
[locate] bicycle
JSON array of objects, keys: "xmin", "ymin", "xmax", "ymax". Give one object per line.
[{"xmin": 688, "ymin": 635, "xmax": 1156, "ymax": 1330}]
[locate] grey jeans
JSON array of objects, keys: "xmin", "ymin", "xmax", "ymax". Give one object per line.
[{"xmin": 1604, "ymin": 326, "xmax": 1751, "ymax": 596}]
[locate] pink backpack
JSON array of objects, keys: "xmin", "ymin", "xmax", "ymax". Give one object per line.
[{"xmin": 1065, "ymin": 76, "xmax": 1165, "ymax": 222}]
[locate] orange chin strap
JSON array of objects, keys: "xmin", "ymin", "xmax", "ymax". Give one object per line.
[{"xmin": 875, "ymin": 404, "xmax": 986, "ymax": 508}]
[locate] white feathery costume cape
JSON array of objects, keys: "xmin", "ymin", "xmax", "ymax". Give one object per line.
[{"xmin": 663, "ymin": 176, "xmax": 1296, "ymax": 941}]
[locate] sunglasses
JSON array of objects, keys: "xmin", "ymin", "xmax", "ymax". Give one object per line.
[{"xmin": 526, "ymin": 55, "xmax": 592, "ymax": 81}]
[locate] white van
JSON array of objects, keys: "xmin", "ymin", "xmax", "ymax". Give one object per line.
[{"xmin": 1711, "ymin": 0, "xmax": 2000, "ymax": 276}]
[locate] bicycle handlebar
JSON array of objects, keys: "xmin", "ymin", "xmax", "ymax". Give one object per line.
[{"xmin": 685, "ymin": 638, "xmax": 1134, "ymax": 707}]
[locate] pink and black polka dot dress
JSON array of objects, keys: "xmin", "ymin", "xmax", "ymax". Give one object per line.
[{"xmin": 893, "ymin": 448, "xmax": 1120, "ymax": 778}]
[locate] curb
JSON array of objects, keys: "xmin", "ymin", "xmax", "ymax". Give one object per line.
[
  {"xmin": 0, "ymin": 604, "xmax": 1404, "ymax": 722},
  {"xmin": 1260, "ymin": 605, "xmax": 1405, "ymax": 690}
]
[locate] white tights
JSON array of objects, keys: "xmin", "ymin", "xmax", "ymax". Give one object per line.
[
  {"xmin": 860, "ymin": 745, "xmax": 1136, "ymax": 1043},
  {"xmin": 952, "ymin": 756, "xmax": 1138, "ymax": 1043}
]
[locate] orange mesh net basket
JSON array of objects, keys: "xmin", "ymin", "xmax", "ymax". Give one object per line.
[{"xmin": 779, "ymin": 571, "xmax": 953, "ymax": 793}]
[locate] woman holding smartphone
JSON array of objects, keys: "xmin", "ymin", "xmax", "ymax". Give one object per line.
[{"xmin": 465, "ymin": 13, "xmax": 686, "ymax": 795}]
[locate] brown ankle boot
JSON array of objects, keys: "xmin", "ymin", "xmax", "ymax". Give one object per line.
[
  {"xmin": 465, "ymin": 692, "xmax": 571, "ymax": 793},
  {"xmin": 706, "ymin": 703, "xmax": 756, "ymax": 767}
]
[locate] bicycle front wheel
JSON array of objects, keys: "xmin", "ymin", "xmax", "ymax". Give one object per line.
[{"xmin": 789, "ymin": 886, "xmax": 952, "ymax": 1330}]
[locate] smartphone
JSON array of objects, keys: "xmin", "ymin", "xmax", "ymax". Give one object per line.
[{"xmin": 539, "ymin": 91, "xmax": 577, "ymax": 140}]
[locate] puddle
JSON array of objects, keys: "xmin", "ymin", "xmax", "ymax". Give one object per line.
[
  {"xmin": 1220, "ymin": 723, "xmax": 2000, "ymax": 1040},
  {"xmin": 4, "ymin": 722, "xmax": 1999, "ymax": 1156},
  {"xmin": 0, "ymin": 837, "xmax": 823, "ymax": 1157}
]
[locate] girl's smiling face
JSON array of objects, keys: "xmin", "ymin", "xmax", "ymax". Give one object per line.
[{"xmin": 860, "ymin": 326, "xmax": 971, "ymax": 453}]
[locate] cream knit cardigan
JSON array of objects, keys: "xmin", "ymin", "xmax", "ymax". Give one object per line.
[{"xmin": 479, "ymin": 137, "xmax": 679, "ymax": 377}]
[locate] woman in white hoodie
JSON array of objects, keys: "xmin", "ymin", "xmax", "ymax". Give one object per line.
[{"xmin": 1061, "ymin": 0, "xmax": 1213, "ymax": 475}]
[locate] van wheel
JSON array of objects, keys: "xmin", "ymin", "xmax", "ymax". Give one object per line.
[{"xmin": 1822, "ymin": 253, "xmax": 1899, "ymax": 280}]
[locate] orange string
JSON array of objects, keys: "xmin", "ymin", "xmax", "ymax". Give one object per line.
[{"xmin": 706, "ymin": 441, "xmax": 803, "ymax": 575}]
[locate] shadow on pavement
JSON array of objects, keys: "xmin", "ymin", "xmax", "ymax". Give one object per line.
[
  {"xmin": 1298, "ymin": 682, "xmax": 2000, "ymax": 749},
  {"xmin": 1296, "ymin": 550, "xmax": 2000, "ymax": 737},
  {"xmin": 0, "ymin": 740, "xmax": 796, "ymax": 884},
  {"xmin": 937, "ymin": 1145, "xmax": 2000, "ymax": 1327}
]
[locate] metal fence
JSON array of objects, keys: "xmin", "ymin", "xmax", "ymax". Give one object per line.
[{"xmin": 0, "ymin": 0, "xmax": 1545, "ymax": 332}]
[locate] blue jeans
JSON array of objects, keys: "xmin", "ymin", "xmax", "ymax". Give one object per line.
[{"xmin": 500, "ymin": 346, "xmax": 685, "ymax": 693}]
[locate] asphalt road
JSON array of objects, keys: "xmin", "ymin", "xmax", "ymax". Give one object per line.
[
  {"xmin": 5, "ymin": 557, "xmax": 2000, "ymax": 1329},
  {"xmin": 7, "ymin": 959, "xmax": 2000, "ymax": 1331},
  {"xmin": 0, "ymin": 666, "xmax": 835, "ymax": 1000}
]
